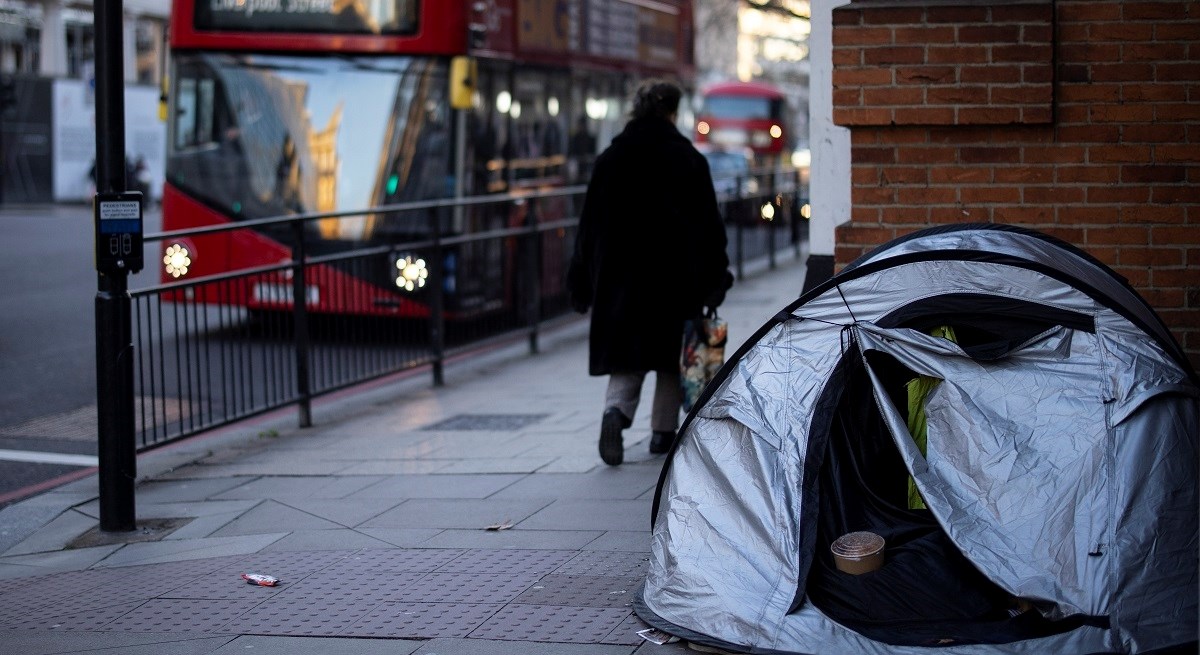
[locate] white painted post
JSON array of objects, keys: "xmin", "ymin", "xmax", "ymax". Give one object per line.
[{"xmin": 807, "ymin": 0, "xmax": 852, "ymax": 265}]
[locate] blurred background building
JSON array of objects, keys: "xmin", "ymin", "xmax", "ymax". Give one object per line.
[
  {"xmin": 0, "ymin": 0, "xmax": 169, "ymax": 204},
  {"xmin": 0, "ymin": 0, "xmax": 167, "ymax": 84}
]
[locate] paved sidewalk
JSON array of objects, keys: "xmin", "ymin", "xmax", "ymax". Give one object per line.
[{"xmin": 0, "ymin": 255, "xmax": 807, "ymax": 655}]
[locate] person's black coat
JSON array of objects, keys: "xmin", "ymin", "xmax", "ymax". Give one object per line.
[{"xmin": 568, "ymin": 116, "xmax": 732, "ymax": 376}]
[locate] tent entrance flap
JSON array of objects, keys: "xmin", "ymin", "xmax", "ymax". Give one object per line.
[{"xmin": 796, "ymin": 347, "xmax": 1088, "ymax": 647}]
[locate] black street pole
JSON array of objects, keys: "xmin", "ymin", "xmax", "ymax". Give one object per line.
[{"xmin": 94, "ymin": 0, "xmax": 137, "ymax": 532}]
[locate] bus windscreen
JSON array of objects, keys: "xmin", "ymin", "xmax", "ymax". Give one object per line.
[
  {"xmin": 701, "ymin": 96, "xmax": 778, "ymax": 121},
  {"xmin": 169, "ymin": 53, "xmax": 449, "ymax": 235}
]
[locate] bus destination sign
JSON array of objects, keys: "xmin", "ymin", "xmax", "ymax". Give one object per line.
[{"xmin": 196, "ymin": 0, "xmax": 419, "ymax": 35}]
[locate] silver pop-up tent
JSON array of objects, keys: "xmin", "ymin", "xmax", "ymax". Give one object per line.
[{"xmin": 636, "ymin": 224, "xmax": 1198, "ymax": 655}]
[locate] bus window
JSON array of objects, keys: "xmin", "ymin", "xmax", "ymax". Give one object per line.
[
  {"xmin": 173, "ymin": 76, "xmax": 217, "ymax": 150},
  {"xmin": 507, "ymin": 69, "xmax": 568, "ymax": 187},
  {"xmin": 702, "ymin": 95, "xmax": 778, "ymax": 121}
]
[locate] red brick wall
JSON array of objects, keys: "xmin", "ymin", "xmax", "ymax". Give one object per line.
[{"xmin": 830, "ymin": 0, "xmax": 1200, "ymax": 368}]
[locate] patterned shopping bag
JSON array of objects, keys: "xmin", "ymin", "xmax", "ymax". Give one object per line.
[{"xmin": 680, "ymin": 309, "xmax": 728, "ymax": 413}]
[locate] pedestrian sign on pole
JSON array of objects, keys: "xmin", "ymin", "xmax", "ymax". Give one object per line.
[{"xmin": 94, "ymin": 191, "xmax": 144, "ymax": 274}]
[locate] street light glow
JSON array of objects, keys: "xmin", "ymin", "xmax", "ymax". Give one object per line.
[{"xmin": 163, "ymin": 243, "xmax": 191, "ymax": 278}]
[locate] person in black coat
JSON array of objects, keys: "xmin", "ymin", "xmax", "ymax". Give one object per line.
[{"xmin": 568, "ymin": 79, "xmax": 733, "ymax": 466}]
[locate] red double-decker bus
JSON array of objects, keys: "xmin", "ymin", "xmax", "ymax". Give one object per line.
[
  {"xmin": 694, "ymin": 80, "xmax": 785, "ymax": 158},
  {"xmin": 160, "ymin": 0, "xmax": 694, "ymax": 318}
]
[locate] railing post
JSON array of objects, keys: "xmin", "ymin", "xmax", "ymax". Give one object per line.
[
  {"xmin": 524, "ymin": 199, "xmax": 541, "ymax": 354},
  {"xmin": 290, "ymin": 221, "xmax": 312, "ymax": 428},
  {"xmin": 735, "ymin": 205, "xmax": 745, "ymax": 281},
  {"xmin": 767, "ymin": 198, "xmax": 777, "ymax": 270},
  {"xmin": 429, "ymin": 207, "xmax": 445, "ymax": 386},
  {"xmin": 793, "ymin": 170, "xmax": 803, "ymax": 257}
]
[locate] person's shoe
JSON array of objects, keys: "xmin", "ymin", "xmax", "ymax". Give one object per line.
[
  {"xmin": 649, "ymin": 430, "xmax": 675, "ymax": 454},
  {"xmin": 599, "ymin": 408, "xmax": 630, "ymax": 466}
]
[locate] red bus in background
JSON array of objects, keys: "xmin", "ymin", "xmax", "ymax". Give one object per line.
[
  {"xmin": 160, "ymin": 0, "xmax": 695, "ymax": 319},
  {"xmin": 694, "ymin": 80, "xmax": 786, "ymax": 158}
]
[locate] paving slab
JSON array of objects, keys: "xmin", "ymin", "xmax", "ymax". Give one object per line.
[
  {"xmin": 208, "ymin": 475, "xmax": 385, "ymax": 500},
  {"xmin": 93, "ymin": 533, "xmax": 288, "ymax": 567},
  {"xmin": 268, "ymin": 497, "xmax": 402, "ymax": 527},
  {"xmin": 581, "ymin": 530, "xmax": 653, "ymax": 552},
  {"xmin": 336, "ymin": 460, "xmax": 454, "ymax": 475},
  {"xmin": 133, "ymin": 478, "xmax": 254, "ymax": 504},
  {"xmin": 358, "ymin": 498, "xmax": 551, "ymax": 530},
  {"xmin": 418, "ymin": 528, "xmax": 603, "ymax": 550},
  {"xmin": 0, "ymin": 544, "xmax": 122, "ymax": 579},
  {"xmin": 491, "ymin": 469, "xmax": 659, "ymax": 500},
  {"xmin": 208, "ymin": 500, "xmax": 347, "ymax": 537},
  {"xmin": 354, "ymin": 527, "xmax": 446, "ymax": 547},
  {"xmin": 257, "ymin": 528, "xmax": 404, "ymax": 552},
  {"xmin": 436, "ymin": 457, "xmax": 559, "ymax": 474},
  {"xmin": 517, "ymin": 499, "xmax": 652, "ymax": 532},
  {"xmin": 2, "ymin": 508, "xmax": 97, "ymax": 556},
  {"xmin": 347, "ymin": 474, "xmax": 525, "ymax": 499},
  {"xmin": 0, "ymin": 499, "xmax": 85, "ymax": 554}
]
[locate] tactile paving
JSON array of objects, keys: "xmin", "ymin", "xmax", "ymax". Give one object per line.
[
  {"xmin": 468, "ymin": 604, "xmax": 632, "ymax": 643},
  {"xmin": 394, "ymin": 572, "xmax": 540, "ymax": 604},
  {"xmin": 3, "ymin": 601, "xmax": 146, "ymax": 631},
  {"xmin": 275, "ymin": 569, "xmax": 425, "ymax": 604},
  {"xmin": 52, "ymin": 574, "xmax": 195, "ymax": 615},
  {"xmin": 322, "ymin": 547, "xmax": 465, "ymax": 574},
  {"xmin": 0, "ymin": 570, "xmax": 115, "ymax": 624},
  {"xmin": 0, "ymin": 569, "xmax": 148, "ymax": 623},
  {"xmin": 555, "ymin": 550, "xmax": 652, "ymax": 577},
  {"xmin": 0, "ymin": 573, "xmax": 47, "ymax": 597},
  {"xmin": 510, "ymin": 575, "xmax": 641, "ymax": 608},
  {"xmin": 159, "ymin": 570, "xmax": 291, "ymax": 600},
  {"xmin": 422, "ymin": 414, "xmax": 548, "ymax": 431},
  {"xmin": 0, "ymin": 547, "xmax": 656, "ymax": 643},
  {"xmin": 437, "ymin": 548, "xmax": 576, "ymax": 575},
  {"xmin": 603, "ymin": 610, "xmax": 650, "ymax": 645},
  {"xmin": 104, "ymin": 598, "xmax": 263, "ymax": 632},
  {"xmin": 342, "ymin": 602, "xmax": 502, "ymax": 638},
  {"xmin": 223, "ymin": 594, "xmax": 377, "ymax": 636}
]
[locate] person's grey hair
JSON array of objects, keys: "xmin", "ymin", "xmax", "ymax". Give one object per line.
[{"xmin": 631, "ymin": 79, "xmax": 682, "ymax": 121}]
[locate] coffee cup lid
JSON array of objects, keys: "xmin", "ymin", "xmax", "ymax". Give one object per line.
[{"xmin": 830, "ymin": 531, "xmax": 885, "ymax": 558}]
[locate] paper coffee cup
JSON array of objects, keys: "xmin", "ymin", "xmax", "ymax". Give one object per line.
[{"xmin": 831, "ymin": 531, "xmax": 885, "ymax": 575}]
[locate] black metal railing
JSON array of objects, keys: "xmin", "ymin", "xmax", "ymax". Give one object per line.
[{"xmin": 127, "ymin": 177, "xmax": 806, "ymax": 451}]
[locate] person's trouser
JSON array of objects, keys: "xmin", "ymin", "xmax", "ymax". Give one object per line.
[{"xmin": 604, "ymin": 369, "xmax": 681, "ymax": 433}]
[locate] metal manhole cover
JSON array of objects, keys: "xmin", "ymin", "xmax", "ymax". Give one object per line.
[{"xmin": 422, "ymin": 414, "xmax": 548, "ymax": 431}]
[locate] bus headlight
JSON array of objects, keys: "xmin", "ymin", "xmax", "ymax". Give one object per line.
[
  {"xmin": 395, "ymin": 255, "xmax": 428, "ymax": 292},
  {"xmin": 164, "ymin": 243, "xmax": 192, "ymax": 278}
]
